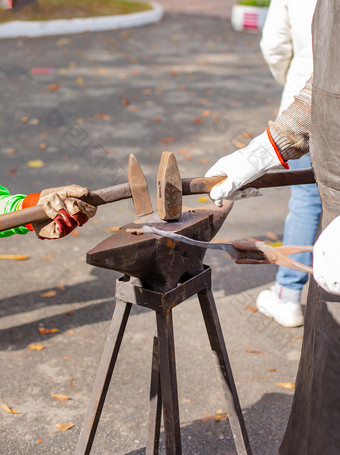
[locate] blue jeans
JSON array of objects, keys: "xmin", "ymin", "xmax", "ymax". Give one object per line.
[{"xmin": 276, "ymin": 154, "xmax": 322, "ymax": 291}]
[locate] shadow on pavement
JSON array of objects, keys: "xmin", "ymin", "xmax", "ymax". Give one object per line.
[{"xmin": 125, "ymin": 392, "xmax": 291, "ymax": 455}]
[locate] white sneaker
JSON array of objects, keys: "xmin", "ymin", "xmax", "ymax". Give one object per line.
[{"xmin": 256, "ymin": 286, "xmax": 304, "ymax": 328}]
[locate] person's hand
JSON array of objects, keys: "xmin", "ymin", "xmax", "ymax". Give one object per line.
[
  {"xmin": 313, "ymin": 216, "xmax": 340, "ymax": 295},
  {"xmin": 205, "ymin": 129, "xmax": 288, "ymax": 206},
  {"xmin": 23, "ymin": 185, "xmax": 97, "ymax": 239}
]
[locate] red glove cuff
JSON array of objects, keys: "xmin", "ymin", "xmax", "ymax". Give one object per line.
[
  {"xmin": 266, "ymin": 128, "xmax": 289, "ymax": 169},
  {"xmin": 22, "ymin": 192, "xmax": 41, "ymax": 231}
]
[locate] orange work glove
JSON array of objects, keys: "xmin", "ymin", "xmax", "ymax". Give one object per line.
[{"xmin": 22, "ymin": 185, "xmax": 97, "ymax": 239}]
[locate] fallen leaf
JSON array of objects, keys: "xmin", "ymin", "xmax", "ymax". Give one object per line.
[
  {"xmin": 266, "ymin": 231, "xmax": 279, "ymax": 241},
  {"xmin": 0, "ymin": 403, "xmax": 22, "ymax": 414},
  {"xmin": 98, "ymin": 68, "xmax": 109, "ymax": 75},
  {"xmin": 62, "ymin": 356, "xmax": 70, "ymax": 360},
  {"xmin": 153, "ymin": 117, "xmax": 162, "ymax": 122},
  {"xmin": 76, "ymin": 77, "xmax": 84, "ymax": 84},
  {"xmin": 198, "ymin": 196, "xmax": 209, "ymax": 203},
  {"xmin": 43, "ymin": 253, "xmax": 54, "ymax": 260},
  {"xmin": 55, "ymin": 423, "xmax": 75, "ymax": 431},
  {"xmin": 95, "ymin": 113, "xmax": 112, "ymax": 121},
  {"xmin": 185, "ymin": 155, "xmax": 192, "ymax": 161},
  {"xmin": 51, "ymin": 394, "xmax": 71, "ymax": 402},
  {"xmin": 0, "ymin": 254, "xmax": 29, "ymax": 260},
  {"xmin": 142, "ymin": 88, "xmax": 152, "ymax": 95},
  {"xmin": 7, "ymin": 169, "xmax": 17, "ymax": 175},
  {"xmin": 76, "ymin": 118, "xmax": 84, "ymax": 125},
  {"xmin": 159, "ymin": 137, "xmax": 175, "ymax": 145},
  {"xmin": 214, "ymin": 410, "xmax": 228, "ymax": 422},
  {"xmin": 40, "ymin": 290, "xmax": 57, "ymax": 298},
  {"xmin": 170, "ymin": 70, "xmax": 178, "ymax": 76},
  {"xmin": 127, "ymin": 105, "xmax": 138, "ymax": 111},
  {"xmin": 39, "ymin": 328, "xmax": 59, "ymax": 335},
  {"xmin": 59, "ymin": 283, "xmax": 66, "ymax": 291},
  {"xmin": 245, "ymin": 349, "xmax": 267, "ymax": 355},
  {"xmin": 200, "ymin": 414, "xmax": 213, "ymax": 423},
  {"xmin": 67, "ymin": 330, "xmax": 74, "ymax": 335},
  {"xmin": 178, "ymin": 149, "xmax": 189, "ymax": 155},
  {"xmin": 245, "ymin": 305, "xmax": 258, "ymax": 313},
  {"xmin": 37, "ymin": 438, "xmax": 42, "ymax": 444},
  {"xmin": 8, "ymin": 149, "xmax": 16, "ymax": 155},
  {"xmin": 66, "ymin": 311, "xmax": 74, "ymax": 316},
  {"xmin": 200, "ymin": 158, "xmax": 207, "ymax": 164},
  {"xmin": 28, "ymin": 344, "xmax": 44, "ymax": 351},
  {"xmin": 71, "ymin": 230, "xmax": 80, "ymax": 237},
  {"xmin": 122, "ymin": 98, "xmax": 130, "ymax": 106},
  {"xmin": 47, "ymin": 84, "xmax": 60, "ymax": 92},
  {"xmin": 28, "ymin": 159, "xmax": 44, "ymax": 168},
  {"xmin": 193, "ymin": 118, "xmax": 202, "ymax": 124},
  {"xmin": 203, "ymin": 110, "xmax": 211, "ymax": 117},
  {"xmin": 40, "ymin": 143, "xmax": 47, "ymax": 151},
  {"xmin": 21, "ymin": 116, "xmax": 29, "ymax": 123},
  {"xmin": 268, "ymin": 368, "xmax": 276, "ymax": 372},
  {"xmin": 275, "ymin": 382, "xmax": 295, "ymax": 390},
  {"xmin": 70, "ymin": 378, "xmax": 73, "ymax": 389},
  {"xmin": 31, "ymin": 118, "xmax": 39, "ymax": 125},
  {"xmin": 233, "ymin": 140, "xmax": 247, "ymax": 148}
]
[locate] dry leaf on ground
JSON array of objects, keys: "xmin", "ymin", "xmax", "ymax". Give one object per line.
[
  {"xmin": 55, "ymin": 423, "xmax": 75, "ymax": 431},
  {"xmin": 198, "ymin": 196, "xmax": 209, "ymax": 203},
  {"xmin": 193, "ymin": 118, "xmax": 202, "ymax": 124},
  {"xmin": 43, "ymin": 253, "xmax": 54, "ymax": 260},
  {"xmin": 28, "ymin": 159, "xmax": 44, "ymax": 168},
  {"xmin": 268, "ymin": 368, "xmax": 276, "ymax": 372},
  {"xmin": 0, "ymin": 403, "xmax": 22, "ymax": 414},
  {"xmin": 275, "ymin": 382, "xmax": 295, "ymax": 390},
  {"xmin": 39, "ymin": 328, "xmax": 59, "ymax": 335},
  {"xmin": 37, "ymin": 438, "xmax": 42, "ymax": 444},
  {"xmin": 47, "ymin": 84, "xmax": 60, "ymax": 92},
  {"xmin": 95, "ymin": 113, "xmax": 112, "ymax": 121},
  {"xmin": 40, "ymin": 290, "xmax": 57, "ymax": 298},
  {"xmin": 0, "ymin": 254, "xmax": 29, "ymax": 260},
  {"xmin": 245, "ymin": 305, "xmax": 258, "ymax": 313},
  {"xmin": 28, "ymin": 344, "xmax": 44, "ymax": 351},
  {"xmin": 51, "ymin": 394, "xmax": 71, "ymax": 402},
  {"xmin": 67, "ymin": 330, "xmax": 74, "ymax": 335}
]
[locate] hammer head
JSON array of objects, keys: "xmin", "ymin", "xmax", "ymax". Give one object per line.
[
  {"xmin": 157, "ymin": 151, "xmax": 183, "ymax": 221},
  {"xmin": 128, "ymin": 154, "xmax": 153, "ymax": 217}
]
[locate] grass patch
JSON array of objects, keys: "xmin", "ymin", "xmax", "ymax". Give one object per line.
[{"xmin": 0, "ymin": 0, "xmax": 153, "ymax": 23}]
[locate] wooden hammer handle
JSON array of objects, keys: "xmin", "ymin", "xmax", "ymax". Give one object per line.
[
  {"xmin": 182, "ymin": 168, "xmax": 315, "ymax": 195},
  {"xmin": 0, "ymin": 183, "xmax": 131, "ymax": 232}
]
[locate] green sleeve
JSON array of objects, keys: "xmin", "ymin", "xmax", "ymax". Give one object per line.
[{"xmin": 0, "ymin": 185, "xmax": 29, "ymax": 238}]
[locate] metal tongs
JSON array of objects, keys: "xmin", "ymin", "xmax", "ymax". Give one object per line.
[{"xmin": 140, "ymin": 226, "xmax": 313, "ymax": 274}]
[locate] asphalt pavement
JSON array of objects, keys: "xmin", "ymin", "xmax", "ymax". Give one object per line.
[{"xmin": 0, "ymin": 12, "xmax": 305, "ymax": 455}]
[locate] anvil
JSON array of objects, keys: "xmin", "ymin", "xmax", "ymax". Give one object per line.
[{"xmin": 87, "ymin": 202, "xmax": 234, "ymax": 293}]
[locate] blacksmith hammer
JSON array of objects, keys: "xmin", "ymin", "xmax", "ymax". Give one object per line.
[
  {"xmin": 0, "ymin": 154, "xmax": 153, "ymax": 232},
  {"xmin": 156, "ymin": 151, "xmax": 315, "ymax": 221}
]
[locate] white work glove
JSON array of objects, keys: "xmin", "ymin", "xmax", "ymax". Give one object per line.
[
  {"xmin": 205, "ymin": 130, "xmax": 287, "ymax": 206},
  {"xmin": 313, "ymin": 215, "xmax": 340, "ymax": 295}
]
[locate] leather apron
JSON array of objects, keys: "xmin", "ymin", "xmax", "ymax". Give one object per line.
[{"xmin": 280, "ymin": 1, "xmax": 340, "ymax": 453}]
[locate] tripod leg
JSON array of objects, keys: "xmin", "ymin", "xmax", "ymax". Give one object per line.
[
  {"xmin": 146, "ymin": 329, "xmax": 162, "ymax": 455},
  {"xmin": 75, "ymin": 300, "xmax": 132, "ymax": 455},
  {"xmin": 156, "ymin": 311, "xmax": 182, "ymax": 455},
  {"xmin": 198, "ymin": 288, "xmax": 252, "ymax": 455}
]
